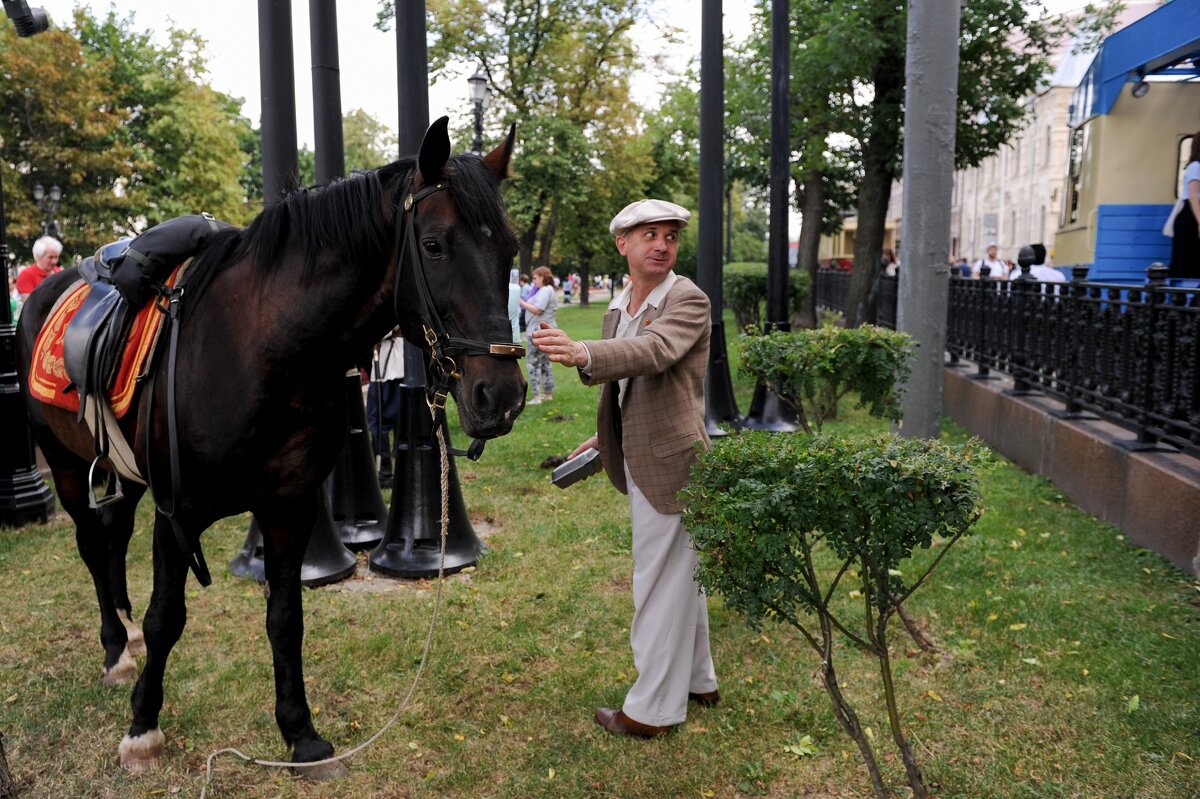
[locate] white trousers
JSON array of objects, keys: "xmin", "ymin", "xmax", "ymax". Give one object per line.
[{"xmin": 622, "ymin": 462, "xmax": 718, "ymax": 726}]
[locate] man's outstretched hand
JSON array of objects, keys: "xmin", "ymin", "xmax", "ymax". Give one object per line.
[{"xmin": 531, "ymin": 322, "xmax": 589, "ymax": 368}]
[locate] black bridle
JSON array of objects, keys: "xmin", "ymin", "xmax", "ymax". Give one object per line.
[{"xmin": 393, "ymin": 179, "xmax": 524, "ymax": 412}]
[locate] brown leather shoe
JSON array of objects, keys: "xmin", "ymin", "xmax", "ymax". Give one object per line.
[
  {"xmin": 688, "ymin": 689, "xmax": 720, "ymax": 707},
  {"xmin": 594, "ymin": 707, "xmax": 672, "ymax": 738}
]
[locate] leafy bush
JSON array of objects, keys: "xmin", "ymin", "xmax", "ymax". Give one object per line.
[
  {"xmin": 723, "ymin": 262, "xmax": 811, "ymax": 332},
  {"xmin": 683, "ymin": 431, "xmax": 988, "ymax": 799},
  {"xmin": 738, "ymin": 325, "xmax": 915, "ymax": 434}
]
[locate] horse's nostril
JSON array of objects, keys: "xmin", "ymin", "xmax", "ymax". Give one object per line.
[{"xmin": 473, "ymin": 381, "xmax": 496, "ymax": 415}]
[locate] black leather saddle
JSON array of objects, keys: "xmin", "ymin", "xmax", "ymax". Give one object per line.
[{"xmin": 62, "ymin": 213, "xmax": 235, "ymax": 417}]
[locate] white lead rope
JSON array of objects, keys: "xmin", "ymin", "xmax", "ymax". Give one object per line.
[{"xmin": 199, "ymin": 409, "xmax": 452, "ymax": 798}]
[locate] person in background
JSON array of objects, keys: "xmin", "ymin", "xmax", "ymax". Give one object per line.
[
  {"xmin": 367, "ymin": 328, "xmax": 404, "ymax": 488},
  {"xmin": 881, "ymin": 249, "xmax": 898, "ymax": 278},
  {"xmin": 563, "ymin": 271, "xmax": 572, "ymax": 304},
  {"xmin": 16, "ymin": 236, "xmax": 63, "ymax": 299},
  {"xmin": 507, "ymin": 268, "xmax": 522, "ymax": 344},
  {"xmin": 1168, "ymin": 132, "xmax": 1200, "ymax": 282},
  {"xmin": 519, "ymin": 265, "xmax": 558, "ymax": 404},
  {"xmin": 531, "ymin": 198, "xmax": 718, "ymax": 740},
  {"xmin": 971, "ymin": 243, "xmax": 1008, "ymax": 280}
]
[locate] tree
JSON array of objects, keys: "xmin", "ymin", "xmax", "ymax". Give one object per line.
[
  {"xmin": 75, "ymin": 10, "xmax": 256, "ymax": 230},
  {"xmin": 684, "ymin": 431, "xmax": 987, "ymax": 798},
  {"xmin": 0, "ymin": 22, "xmax": 134, "ymax": 260},
  {"xmin": 378, "ymin": 0, "xmax": 652, "ymax": 273},
  {"xmin": 296, "ymin": 108, "xmax": 400, "ymax": 186},
  {"xmin": 723, "ymin": 0, "xmax": 1117, "ymax": 327},
  {"xmin": 1, "ymin": 8, "xmax": 259, "ymax": 263}
]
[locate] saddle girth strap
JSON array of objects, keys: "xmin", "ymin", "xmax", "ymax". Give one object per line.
[{"xmin": 144, "ymin": 284, "xmax": 212, "ymax": 588}]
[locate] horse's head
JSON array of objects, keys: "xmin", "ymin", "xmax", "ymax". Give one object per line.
[{"xmin": 394, "ymin": 117, "xmax": 526, "ymax": 439}]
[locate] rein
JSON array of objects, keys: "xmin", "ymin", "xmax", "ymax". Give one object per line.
[{"xmin": 393, "ymin": 179, "xmax": 524, "ymax": 422}]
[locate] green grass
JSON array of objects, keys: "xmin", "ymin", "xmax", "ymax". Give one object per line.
[{"xmin": 0, "ymin": 299, "xmax": 1197, "ymax": 798}]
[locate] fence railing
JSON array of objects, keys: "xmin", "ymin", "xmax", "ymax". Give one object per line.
[{"xmin": 813, "ymin": 264, "xmax": 1200, "ymax": 458}]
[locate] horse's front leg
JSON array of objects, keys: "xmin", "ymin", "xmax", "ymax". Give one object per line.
[
  {"xmin": 258, "ymin": 495, "xmax": 348, "ymax": 781},
  {"xmin": 119, "ymin": 511, "xmax": 191, "ymax": 771}
]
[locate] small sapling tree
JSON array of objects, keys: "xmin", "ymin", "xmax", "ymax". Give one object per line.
[
  {"xmin": 738, "ymin": 326, "xmax": 914, "ymax": 433},
  {"xmin": 683, "ymin": 432, "xmax": 987, "ymax": 798}
]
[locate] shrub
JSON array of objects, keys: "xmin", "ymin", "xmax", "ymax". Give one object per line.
[
  {"xmin": 738, "ymin": 325, "xmax": 915, "ymax": 434},
  {"xmin": 683, "ymin": 431, "xmax": 988, "ymax": 799},
  {"xmin": 723, "ymin": 262, "xmax": 811, "ymax": 332}
]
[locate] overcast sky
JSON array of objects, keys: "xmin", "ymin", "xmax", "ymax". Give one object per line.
[{"xmin": 29, "ymin": 0, "xmax": 757, "ymax": 151}]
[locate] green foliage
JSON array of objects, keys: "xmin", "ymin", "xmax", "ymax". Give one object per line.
[
  {"xmin": 75, "ymin": 10, "xmax": 256, "ymax": 230},
  {"xmin": 0, "ymin": 7, "xmax": 258, "ymax": 262},
  {"xmin": 683, "ymin": 431, "xmax": 988, "ymax": 797},
  {"xmin": 722, "ymin": 263, "xmax": 812, "ymax": 333},
  {"xmin": 382, "ymin": 0, "xmax": 652, "ymax": 271},
  {"xmin": 738, "ymin": 325, "xmax": 912, "ymax": 434},
  {"xmin": 684, "ymin": 432, "xmax": 986, "ymax": 625}
]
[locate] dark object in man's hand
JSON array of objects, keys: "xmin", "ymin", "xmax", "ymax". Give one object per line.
[{"xmin": 551, "ymin": 448, "xmax": 602, "ymax": 488}]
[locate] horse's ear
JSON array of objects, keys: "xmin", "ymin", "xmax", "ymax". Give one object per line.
[
  {"xmin": 483, "ymin": 123, "xmax": 517, "ymax": 180},
  {"xmin": 418, "ymin": 116, "xmax": 451, "ymax": 185}
]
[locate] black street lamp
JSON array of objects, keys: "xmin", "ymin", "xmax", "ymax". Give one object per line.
[
  {"xmin": 31, "ymin": 183, "xmax": 61, "ymax": 239},
  {"xmin": 467, "ymin": 69, "xmax": 491, "ymax": 154},
  {"xmin": 1, "ymin": 0, "xmax": 56, "ymax": 527}
]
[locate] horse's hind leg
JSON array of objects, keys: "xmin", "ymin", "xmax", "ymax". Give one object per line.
[
  {"xmin": 105, "ymin": 481, "xmax": 148, "ymax": 656},
  {"xmin": 120, "ymin": 510, "xmax": 189, "ymax": 772},
  {"xmin": 48, "ymin": 454, "xmax": 145, "ymax": 686},
  {"xmin": 258, "ymin": 496, "xmax": 347, "ymax": 781}
]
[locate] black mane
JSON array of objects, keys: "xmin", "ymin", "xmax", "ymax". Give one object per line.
[{"xmin": 188, "ymin": 153, "xmax": 517, "ymax": 284}]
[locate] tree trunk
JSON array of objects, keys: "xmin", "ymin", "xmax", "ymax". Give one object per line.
[
  {"xmin": 876, "ymin": 613, "xmax": 929, "ymax": 798},
  {"xmin": 518, "ymin": 191, "xmax": 547, "ymax": 273},
  {"xmin": 0, "ymin": 731, "xmax": 17, "ymax": 799},
  {"xmin": 537, "ymin": 198, "xmax": 559, "ymax": 267},
  {"xmin": 578, "ymin": 251, "xmax": 592, "ymax": 308},
  {"xmin": 794, "ymin": 169, "xmax": 825, "ymax": 329},
  {"xmin": 846, "ymin": 29, "xmax": 905, "ymax": 329}
]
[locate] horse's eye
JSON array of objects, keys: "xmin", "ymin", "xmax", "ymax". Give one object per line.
[{"xmin": 422, "ymin": 238, "xmax": 443, "ymax": 257}]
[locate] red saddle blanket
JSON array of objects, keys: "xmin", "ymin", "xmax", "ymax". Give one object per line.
[{"xmin": 29, "ymin": 266, "xmax": 183, "ymax": 418}]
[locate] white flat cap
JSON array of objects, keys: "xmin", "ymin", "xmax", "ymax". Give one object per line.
[{"xmin": 609, "ymin": 199, "xmax": 691, "ymax": 236}]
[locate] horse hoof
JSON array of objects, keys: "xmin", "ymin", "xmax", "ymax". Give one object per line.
[
  {"xmin": 101, "ymin": 648, "xmax": 137, "ymax": 686},
  {"xmin": 120, "ymin": 612, "xmax": 146, "ymax": 657},
  {"xmin": 119, "ymin": 727, "xmax": 166, "ymax": 772},
  {"xmin": 295, "ymin": 759, "xmax": 349, "ymax": 782}
]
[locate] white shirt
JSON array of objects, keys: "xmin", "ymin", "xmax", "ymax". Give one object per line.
[
  {"xmin": 582, "ymin": 271, "xmax": 679, "ymax": 407},
  {"xmin": 1179, "ymin": 161, "xmax": 1200, "ymax": 202}
]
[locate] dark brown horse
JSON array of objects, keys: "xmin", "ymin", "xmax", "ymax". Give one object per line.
[{"xmin": 15, "ymin": 119, "xmax": 525, "ymax": 775}]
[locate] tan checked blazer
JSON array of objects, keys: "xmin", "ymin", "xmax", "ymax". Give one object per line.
[{"xmin": 581, "ymin": 276, "xmax": 711, "ymax": 514}]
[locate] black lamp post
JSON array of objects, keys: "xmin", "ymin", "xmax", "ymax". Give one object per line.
[
  {"xmin": 31, "ymin": 183, "xmax": 61, "ymax": 239},
  {"xmin": 467, "ymin": 69, "xmax": 490, "ymax": 154},
  {"xmin": 0, "ymin": 0, "xmax": 56, "ymax": 527}
]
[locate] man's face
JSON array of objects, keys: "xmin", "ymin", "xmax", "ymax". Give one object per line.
[
  {"xmin": 987, "ymin": 246, "xmax": 997, "ymax": 260},
  {"xmin": 35, "ymin": 249, "xmax": 60, "ymax": 273},
  {"xmin": 616, "ymin": 221, "xmax": 681, "ymax": 284}
]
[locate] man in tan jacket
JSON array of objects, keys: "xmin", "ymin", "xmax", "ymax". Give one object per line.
[{"xmin": 531, "ymin": 199, "xmax": 718, "ymax": 738}]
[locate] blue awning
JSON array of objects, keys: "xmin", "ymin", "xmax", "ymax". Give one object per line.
[{"xmin": 1072, "ymin": 0, "xmax": 1200, "ymax": 125}]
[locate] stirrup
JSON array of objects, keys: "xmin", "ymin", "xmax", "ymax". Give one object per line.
[{"xmin": 88, "ymin": 456, "xmax": 125, "ymax": 510}]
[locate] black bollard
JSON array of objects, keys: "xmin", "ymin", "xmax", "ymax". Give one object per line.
[
  {"xmin": 327, "ymin": 370, "xmax": 387, "ymax": 551},
  {"xmin": 229, "ymin": 482, "xmax": 357, "ymax": 587},
  {"xmin": 369, "ymin": 345, "xmax": 483, "ymax": 578}
]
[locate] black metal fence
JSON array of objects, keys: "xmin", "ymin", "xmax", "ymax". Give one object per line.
[{"xmin": 814, "ymin": 265, "xmax": 1200, "ymax": 458}]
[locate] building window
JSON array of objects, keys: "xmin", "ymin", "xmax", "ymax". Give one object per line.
[
  {"xmin": 1044, "ymin": 125, "xmax": 1052, "ymax": 166},
  {"xmin": 1065, "ymin": 126, "xmax": 1085, "ymax": 225}
]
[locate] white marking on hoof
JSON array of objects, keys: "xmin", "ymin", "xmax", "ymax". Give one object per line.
[
  {"xmin": 101, "ymin": 647, "xmax": 137, "ymax": 686},
  {"xmin": 120, "ymin": 611, "xmax": 146, "ymax": 656},
  {"xmin": 295, "ymin": 759, "xmax": 350, "ymax": 782},
  {"xmin": 118, "ymin": 727, "xmax": 166, "ymax": 772}
]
